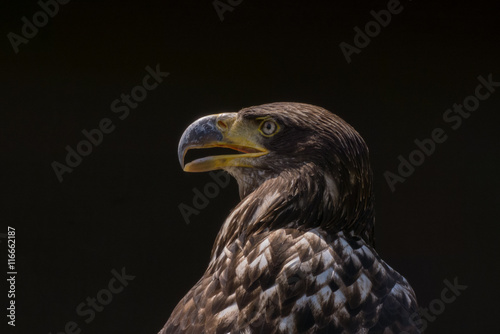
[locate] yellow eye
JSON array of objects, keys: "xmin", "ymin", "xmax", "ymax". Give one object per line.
[{"xmin": 259, "ymin": 120, "xmax": 279, "ymax": 136}]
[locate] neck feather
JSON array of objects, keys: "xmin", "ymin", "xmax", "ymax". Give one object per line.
[{"xmin": 210, "ymin": 162, "xmax": 375, "ymax": 262}]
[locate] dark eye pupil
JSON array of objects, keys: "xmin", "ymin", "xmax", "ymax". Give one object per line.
[{"xmin": 263, "ymin": 121, "xmax": 275, "ymax": 134}]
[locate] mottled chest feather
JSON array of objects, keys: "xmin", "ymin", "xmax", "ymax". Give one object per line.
[{"xmin": 161, "ymin": 230, "xmax": 419, "ymax": 334}]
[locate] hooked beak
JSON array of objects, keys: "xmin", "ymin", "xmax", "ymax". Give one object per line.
[{"xmin": 178, "ymin": 113, "xmax": 268, "ymax": 172}]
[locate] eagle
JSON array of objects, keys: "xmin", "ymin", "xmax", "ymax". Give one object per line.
[{"xmin": 160, "ymin": 102, "xmax": 420, "ymax": 333}]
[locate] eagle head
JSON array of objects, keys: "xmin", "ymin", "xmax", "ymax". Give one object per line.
[{"xmin": 178, "ymin": 102, "xmax": 375, "ymax": 247}]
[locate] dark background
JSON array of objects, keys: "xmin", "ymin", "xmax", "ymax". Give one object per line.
[{"xmin": 1, "ymin": 0, "xmax": 499, "ymax": 333}]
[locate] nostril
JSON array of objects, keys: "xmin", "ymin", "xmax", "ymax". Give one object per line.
[{"xmin": 217, "ymin": 120, "xmax": 228, "ymax": 131}]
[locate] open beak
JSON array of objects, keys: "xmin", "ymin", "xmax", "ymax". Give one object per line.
[{"xmin": 178, "ymin": 113, "xmax": 268, "ymax": 172}]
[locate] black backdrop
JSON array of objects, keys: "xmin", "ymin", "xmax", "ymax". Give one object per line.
[{"xmin": 2, "ymin": 0, "xmax": 499, "ymax": 333}]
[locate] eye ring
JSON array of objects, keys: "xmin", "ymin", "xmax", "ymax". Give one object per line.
[{"xmin": 259, "ymin": 120, "xmax": 279, "ymax": 137}]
